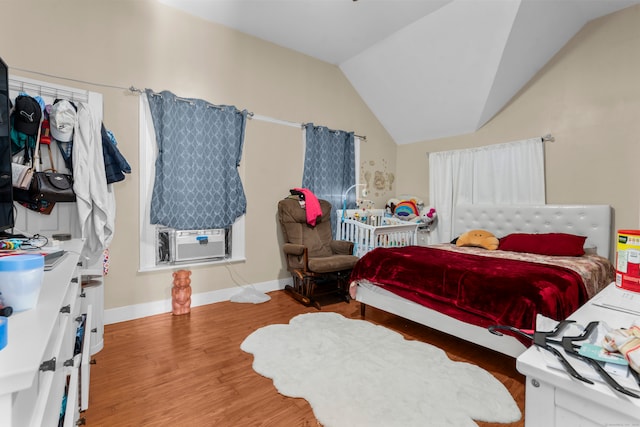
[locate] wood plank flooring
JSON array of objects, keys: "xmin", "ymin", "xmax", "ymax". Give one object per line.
[{"xmin": 83, "ymin": 290, "xmax": 525, "ymax": 426}]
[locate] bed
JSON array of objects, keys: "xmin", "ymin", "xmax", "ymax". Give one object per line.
[{"xmin": 349, "ymin": 204, "xmax": 615, "ymax": 358}]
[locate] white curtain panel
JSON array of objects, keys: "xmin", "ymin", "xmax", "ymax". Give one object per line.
[
  {"xmin": 428, "ymin": 137, "xmax": 545, "ymax": 244},
  {"xmin": 138, "ymin": 95, "xmax": 160, "ymax": 269}
]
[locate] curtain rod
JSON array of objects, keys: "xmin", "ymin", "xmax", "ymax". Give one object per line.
[
  {"xmin": 138, "ymin": 87, "xmax": 225, "ymax": 110},
  {"xmin": 301, "ymin": 122, "xmax": 367, "ymax": 141},
  {"xmin": 425, "ymin": 134, "xmax": 554, "ymax": 157},
  {"xmin": 12, "ymin": 66, "xmax": 368, "ymax": 140},
  {"xmin": 132, "ymin": 86, "xmax": 367, "ymax": 141}
]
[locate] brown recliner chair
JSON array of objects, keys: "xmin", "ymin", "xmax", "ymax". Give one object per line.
[{"xmin": 278, "ymin": 197, "xmax": 359, "ymax": 309}]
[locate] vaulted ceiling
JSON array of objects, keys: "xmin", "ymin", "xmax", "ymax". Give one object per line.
[{"xmin": 157, "ymin": 0, "xmax": 640, "ymax": 145}]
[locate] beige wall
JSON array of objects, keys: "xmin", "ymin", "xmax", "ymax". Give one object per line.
[
  {"xmin": 5, "ymin": 2, "xmax": 638, "ymax": 311},
  {"xmin": 1, "ymin": 0, "xmax": 396, "ymax": 310},
  {"xmin": 396, "ymin": 6, "xmax": 640, "ymax": 240}
]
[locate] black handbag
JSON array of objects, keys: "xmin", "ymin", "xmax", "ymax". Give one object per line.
[
  {"xmin": 13, "ymin": 120, "xmax": 76, "ymax": 211},
  {"xmin": 30, "ymin": 170, "xmax": 76, "ymax": 202}
]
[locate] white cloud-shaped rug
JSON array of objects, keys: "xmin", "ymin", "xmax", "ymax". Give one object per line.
[{"xmin": 241, "ymin": 312, "xmax": 521, "ymax": 427}]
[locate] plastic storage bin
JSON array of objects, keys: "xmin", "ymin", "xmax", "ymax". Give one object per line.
[{"xmin": 0, "ymin": 254, "xmax": 45, "ymax": 312}]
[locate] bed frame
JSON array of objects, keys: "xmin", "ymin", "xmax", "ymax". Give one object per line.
[{"xmin": 355, "ymin": 204, "xmax": 612, "ymax": 358}]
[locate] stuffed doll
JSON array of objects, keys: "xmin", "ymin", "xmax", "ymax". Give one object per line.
[
  {"xmin": 417, "ymin": 208, "xmax": 437, "ymax": 227},
  {"xmin": 456, "ymin": 229, "xmax": 499, "ymax": 250},
  {"xmin": 385, "ymin": 201, "xmax": 396, "ymax": 217}
]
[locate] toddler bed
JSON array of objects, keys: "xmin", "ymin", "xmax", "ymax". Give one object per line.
[{"xmin": 350, "ymin": 204, "xmax": 615, "ymax": 358}]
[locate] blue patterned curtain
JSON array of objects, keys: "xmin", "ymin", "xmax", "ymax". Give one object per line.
[
  {"xmin": 302, "ymin": 123, "xmax": 355, "ymax": 235},
  {"xmin": 146, "ymin": 90, "xmax": 248, "ymax": 230}
]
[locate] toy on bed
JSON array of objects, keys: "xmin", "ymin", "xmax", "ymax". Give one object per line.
[{"xmin": 456, "ymin": 229, "xmax": 499, "ymax": 250}]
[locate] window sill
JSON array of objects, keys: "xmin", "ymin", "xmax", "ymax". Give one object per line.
[{"xmin": 138, "ymin": 256, "xmax": 246, "ymax": 273}]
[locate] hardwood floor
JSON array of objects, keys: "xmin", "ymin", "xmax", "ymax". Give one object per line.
[{"xmin": 83, "ymin": 290, "xmax": 525, "ymax": 426}]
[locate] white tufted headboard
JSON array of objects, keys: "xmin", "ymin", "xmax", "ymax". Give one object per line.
[{"xmin": 453, "ymin": 204, "xmax": 612, "ymax": 259}]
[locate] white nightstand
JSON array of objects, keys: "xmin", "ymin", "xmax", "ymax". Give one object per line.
[{"xmin": 516, "ymin": 283, "xmax": 640, "ymax": 427}]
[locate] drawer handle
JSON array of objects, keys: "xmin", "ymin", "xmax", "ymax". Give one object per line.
[
  {"xmin": 39, "ymin": 357, "xmax": 56, "ymax": 372},
  {"xmin": 80, "ymin": 292, "xmax": 86, "ymax": 298},
  {"xmin": 64, "ymin": 358, "xmax": 74, "ymax": 367},
  {"xmin": 91, "ymin": 328, "xmax": 97, "ymax": 333},
  {"xmin": 75, "ymin": 316, "xmax": 84, "ymax": 323},
  {"xmin": 71, "ymin": 277, "xmax": 78, "ymax": 283},
  {"xmin": 60, "ymin": 305, "xmax": 71, "ymax": 314}
]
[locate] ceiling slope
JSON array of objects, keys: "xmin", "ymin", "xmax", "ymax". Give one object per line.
[
  {"xmin": 157, "ymin": 0, "xmax": 640, "ymax": 144},
  {"xmin": 157, "ymin": 0, "xmax": 448, "ymax": 64},
  {"xmin": 341, "ymin": 0, "xmax": 520, "ymax": 144}
]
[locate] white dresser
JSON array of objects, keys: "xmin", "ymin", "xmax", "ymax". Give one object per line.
[
  {"xmin": 0, "ymin": 240, "xmax": 96, "ymax": 427},
  {"xmin": 517, "ymin": 283, "xmax": 640, "ymax": 427}
]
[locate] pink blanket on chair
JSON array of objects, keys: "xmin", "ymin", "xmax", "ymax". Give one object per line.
[{"xmin": 293, "ymin": 187, "xmax": 322, "ymax": 226}]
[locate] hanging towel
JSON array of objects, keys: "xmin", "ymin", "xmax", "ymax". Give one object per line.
[{"xmin": 293, "ymin": 187, "xmax": 322, "ymax": 227}]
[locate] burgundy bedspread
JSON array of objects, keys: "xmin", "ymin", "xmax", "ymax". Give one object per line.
[{"xmin": 349, "ymin": 245, "xmax": 590, "ymax": 332}]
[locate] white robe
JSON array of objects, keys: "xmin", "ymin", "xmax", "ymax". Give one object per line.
[{"xmin": 73, "ymin": 103, "xmax": 115, "ymax": 264}]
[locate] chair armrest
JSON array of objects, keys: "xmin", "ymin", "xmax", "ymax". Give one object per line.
[
  {"xmin": 283, "ymin": 243, "xmax": 306, "ymax": 256},
  {"xmin": 330, "ymin": 240, "xmax": 354, "ymax": 255},
  {"xmin": 282, "ymin": 243, "xmax": 309, "ymax": 272}
]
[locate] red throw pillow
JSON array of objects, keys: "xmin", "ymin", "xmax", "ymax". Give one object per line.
[{"xmin": 499, "ymin": 233, "xmax": 586, "ymax": 256}]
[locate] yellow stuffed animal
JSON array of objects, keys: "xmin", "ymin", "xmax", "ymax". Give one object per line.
[{"xmin": 456, "ymin": 229, "xmax": 499, "ymax": 251}]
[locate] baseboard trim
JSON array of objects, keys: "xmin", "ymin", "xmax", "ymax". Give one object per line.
[{"xmin": 104, "ymin": 279, "xmax": 288, "ymax": 325}]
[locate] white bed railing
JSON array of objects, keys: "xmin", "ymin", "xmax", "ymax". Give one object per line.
[{"xmin": 336, "ymin": 209, "xmax": 419, "ymax": 257}]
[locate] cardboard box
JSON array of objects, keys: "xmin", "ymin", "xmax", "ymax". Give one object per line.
[{"xmin": 616, "ymin": 230, "xmax": 640, "ymax": 292}]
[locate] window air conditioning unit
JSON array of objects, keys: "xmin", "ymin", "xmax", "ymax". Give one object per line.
[{"xmin": 156, "ymin": 227, "xmax": 229, "ymax": 265}]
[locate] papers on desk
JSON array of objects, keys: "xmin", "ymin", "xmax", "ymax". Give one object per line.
[
  {"xmin": 592, "ymin": 286, "xmax": 640, "ymax": 316},
  {"xmin": 540, "ymin": 347, "xmax": 640, "ymax": 392}
]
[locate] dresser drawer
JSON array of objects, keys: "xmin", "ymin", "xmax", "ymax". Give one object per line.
[
  {"xmin": 30, "ymin": 314, "xmax": 71, "ymax": 427},
  {"xmin": 80, "ymin": 304, "xmax": 93, "ymax": 411},
  {"xmin": 58, "ymin": 304, "xmax": 93, "ymax": 425},
  {"xmin": 62, "ymin": 368, "xmax": 80, "ymax": 427},
  {"xmin": 19, "ymin": 275, "xmax": 83, "ymax": 427},
  {"xmin": 555, "ymin": 386, "xmax": 640, "ymax": 426}
]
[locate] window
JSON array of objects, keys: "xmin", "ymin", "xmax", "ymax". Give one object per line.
[{"xmin": 138, "ymin": 95, "xmax": 246, "ymax": 271}]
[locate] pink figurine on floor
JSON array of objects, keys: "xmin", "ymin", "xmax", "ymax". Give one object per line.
[{"xmin": 172, "ymin": 270, "xmax": 192, "ymax": 315}]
